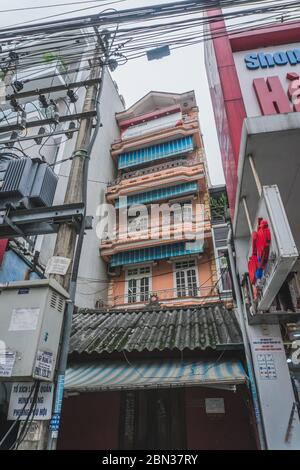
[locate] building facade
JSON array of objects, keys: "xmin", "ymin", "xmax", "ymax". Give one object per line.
[
  {"xmin": 205, "ymin": 9, "xmax": 300, "ymax": 449},
  {"xmin": 58, "ymin": 306, "xmax": 257, "ymax": 450},
  {"xmin": 56, "ymin": 91, "xmax": 258, "ymax": 450},
  {"xmin": 100, "ymin": 90, "xmax": 221, "ymax": 309}
]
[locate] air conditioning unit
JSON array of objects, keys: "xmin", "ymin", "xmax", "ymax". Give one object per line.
[
  {"xmin": 0, "ymin": 279, "xmax": 69, "ymax": 382},
  {"xmin": 0, "ymin": 158, "xmax": 58, "ymax": 210}
]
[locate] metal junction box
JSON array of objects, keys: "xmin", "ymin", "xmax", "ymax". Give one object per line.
[{"xmin": 0, "ymin": 280, "xmax": 69, "ymax": 382}]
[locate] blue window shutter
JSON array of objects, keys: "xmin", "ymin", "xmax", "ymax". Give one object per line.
[
  {"xmin": 110, "ymin": 241, "xmax": 204, "ymax": 267},
  {"xmin": 118, "ymin": 136, "xmax": 194, "ymax": 169},
  {"xmin": 116, "ymin": 182, "xmax": 198, "ymax": 208}
]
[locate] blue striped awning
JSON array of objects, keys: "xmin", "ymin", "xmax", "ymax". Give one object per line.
[
  {"xmin": 118, "ymin": 136, "xmax": 194, "ymax": 170},
  {"xmin": 116, "ymin": 182, "xmax": 198, "ymax": 208},
  {"xmin": 110, "ymin": 241, "xmax": 204, "ymax": 267},
  {"xmin": 65, "ymin": 360, "xmax": 247, "ymax": 392}
]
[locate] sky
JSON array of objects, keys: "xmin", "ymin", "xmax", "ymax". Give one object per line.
[{"xmin": 0, "ymin": 0, "xmax": 278, "ymax": 185}]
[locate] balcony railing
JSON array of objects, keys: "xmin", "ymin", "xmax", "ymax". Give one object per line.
[
  {"xmin": 120, "ymin": 114, "xmax": 197, "ymax": 141},
  {"xmin": 101, "ymin": 219, "xmax": 211, "ymax": 252},
  {"xmin": 116, "ymin": 181, "xmax": 198, "ymax": 208},
  {"xmin": 109, "ymin": 285, "xmax": 221, "ymax": 308},
  {"xmin": 107, "ymin": 158, "xmax": 201, "ymax": 187}
]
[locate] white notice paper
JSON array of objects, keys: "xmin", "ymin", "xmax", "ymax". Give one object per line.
[
  {"xmin": 45, "ymin": 256, "xmax": 71, "ymax": 276},
  {"xmin": 0, "ymin": 350, "xmax": 16, "ymax": 377},
  {"xmin": 9, "ymin": 308, "xmax": 40, "ymax": 332},
  {"xmin": 34, "ymin": 350, "xmax": 54, "ymax": 380}
]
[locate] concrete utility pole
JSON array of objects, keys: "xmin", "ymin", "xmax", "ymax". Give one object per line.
[
  {"xmin": 18, "ymin": 44, "xmax": 103, "ymax": 451},
  {"xmin": 51, "ymin": 46, "xmax": 102, "ymax": 290}
]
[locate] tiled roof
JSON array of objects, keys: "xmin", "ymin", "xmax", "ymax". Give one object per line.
[{"xmin": 69, "ymin": 305, "xmax": 243, "ymax": 354}]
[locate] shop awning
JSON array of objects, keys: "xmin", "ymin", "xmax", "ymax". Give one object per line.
[{"xmin": 65, "ymin": 359, "xmax": 247, "ymax": 393}]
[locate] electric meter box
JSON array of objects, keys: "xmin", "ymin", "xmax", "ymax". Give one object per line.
[{"xmin": 0, "ymin": 279, "xmax": 69, "ymax": 382}]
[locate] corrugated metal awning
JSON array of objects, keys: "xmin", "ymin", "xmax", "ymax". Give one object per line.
[
  {"xmin": 110, "ymin": 241, "xmax": 204, "ymax": 267},
  {"xmin": 118, "ymin": 136, "xmax": 194, "ymax": 169},
  {"xmin": 65, "ymin": 359, "xmax": 247, "ymax": 393}
]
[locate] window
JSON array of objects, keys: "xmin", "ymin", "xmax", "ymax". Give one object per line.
[
  {"xmin": 213, "ymin": 226, "xmax": 228, "ymax": 248},
  {"xmin": 174, "ymin": 259, "xmax": 198, "ymax": 297},
  {"xmin": 126, "ymin": 266, "xmax": 151, "ymax": 303},
  {"xmin": 212, "ymin": 226, "xmax": 232, "ymax": 293},
  {"xmin": 216, "ymin": 249, "xmax": 232, "ymax": 292}
]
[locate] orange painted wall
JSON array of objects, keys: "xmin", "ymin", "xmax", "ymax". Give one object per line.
[{"xmin": 111, "ymin": 253, "xmax": 214, "ymax": 307}]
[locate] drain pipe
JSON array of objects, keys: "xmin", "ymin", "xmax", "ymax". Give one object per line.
[{"xmin": 227, "ymin": 225, "xmax": 266, "ymax": 450}]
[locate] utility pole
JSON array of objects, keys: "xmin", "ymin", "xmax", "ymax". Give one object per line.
[
  {"xmin": 18, "ymin": 43, "xmax": 104, "ymax": 451},
  {"xmin": 50, "ymin": 44, "xmax": 102, "ymax": 290}
]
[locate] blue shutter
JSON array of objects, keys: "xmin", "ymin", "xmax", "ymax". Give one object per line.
[
  {"xmin": 116, "ymin": 181, "xmax": 198, "ymax": 208},
  {"xmin": 110, "ymin": 241, "xmax": 204, "ymax": 267},
  {"xmin": 118, "ymin": 136, "xmax": 194, "ymax": 169}
]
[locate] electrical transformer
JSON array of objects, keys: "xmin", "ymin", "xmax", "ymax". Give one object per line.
[
  {"xmin": 0, "ymin": 279, "xmax": 69, "ymax": 382},
  {"xmin": 0, "ymin": 157, "xmax": 58, "ymax": 210}
]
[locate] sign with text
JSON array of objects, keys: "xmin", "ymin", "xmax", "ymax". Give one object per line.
[
  {"xmin": 8, "ymin": 382, "xmax": 54, "ymax": 421},
  {"xmin": 247, "ymin": 324, "xmax": 300, "ymax": 449},
  {"xmin": 234, "ymin": 42, "xmax": 300, "ymax": 117}
]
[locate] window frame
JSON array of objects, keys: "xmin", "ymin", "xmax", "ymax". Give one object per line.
[
  {"xmin": 212, "ymin": 224, "xmax": 232, "ymax": 294},
  {"xmin": 125, "ymin": 265, "xmax": 152, "ymax": 304},
  {"xmin": 173, "ymin": 258, "xmax": 199, "ymax": 298}
]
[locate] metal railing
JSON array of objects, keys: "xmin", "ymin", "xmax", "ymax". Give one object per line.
[
  {"xmin": 109, "ymin": 285, "xmax": 221, "ymax": 307},
  {"xmin": 107, "ymin": 158, "xmax": 202, "ymax": 187}
]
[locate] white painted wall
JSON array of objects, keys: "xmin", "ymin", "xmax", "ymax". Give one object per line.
[{"xmin": 38, "ymin": 70, "xmax": 124, "ymax": 309}]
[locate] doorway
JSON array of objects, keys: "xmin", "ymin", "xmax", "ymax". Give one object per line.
[{"xmin": 119, "ymin": 388, "xmax": 186, "ymax": 450}]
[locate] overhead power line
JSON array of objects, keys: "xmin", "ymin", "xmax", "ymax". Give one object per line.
[
  {"xmin": 1, "ymin": 0, "xmax": 299, "ymax": 140},
  {"xmin": 0, "ymin": 0, "xmax": 296, "ymax": 38},
  {"xmin": 0, "ymin": 0, "xmax": 126, "ymax": 14}
]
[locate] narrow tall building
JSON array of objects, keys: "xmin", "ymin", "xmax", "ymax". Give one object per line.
[{"xmin": 100, "ymin": 91, "xmax": 221, "ymax": 308}]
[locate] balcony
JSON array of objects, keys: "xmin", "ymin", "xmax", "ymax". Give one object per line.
[
  {"xmin": 111, "ymin": 115, "xmax": 201, "ymax": 160},
  {"xmin": 101, "ymin": 212, "xmax": 212, "ymax": 260},
  {"xmin": 120, "ymin": 106, "xmax": 183, "ymax": 140},
  {"xmin": 116, "ymin": 182, "xmax": 199, "ymax": 208},
  {"xmin": 117, "ymin": 136, "xmax": 195, "ymax": 170},
  {"xmin": 106, "ymin": 160, "xmax": 205, "ymax": 202},
  {"xmin": 108, "ymin": 285, "xmax": 221, "ymax": 309},
  {"xmin": 103, "ymin": 238, "xmax": 207, "ymax": 267}
]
